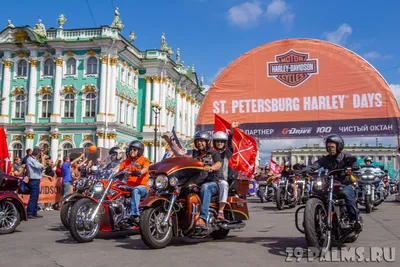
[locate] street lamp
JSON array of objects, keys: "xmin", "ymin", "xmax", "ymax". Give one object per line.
[{"xmin": 151, "ymin": 100, "xmax": 162, "ymax": 163}]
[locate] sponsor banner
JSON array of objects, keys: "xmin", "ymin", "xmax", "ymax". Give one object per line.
[
  {"xmin": 196, "ymin": 39, "xmax": 400, "ymax": 138},
  {"xmin": 18, "ymin": 177, "xmax": 72, "ymax": 204},
  {"xmin": 196, "ymin": 117, "xmax": 399, "ymax": 139}
]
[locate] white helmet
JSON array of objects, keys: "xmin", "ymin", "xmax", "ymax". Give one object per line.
[{"xmin": 213, "ymin": 131, "xmax": 228, "ymax": 141}]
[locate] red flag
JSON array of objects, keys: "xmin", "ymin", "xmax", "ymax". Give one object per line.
[
  {"xmin": 270, "ymin": 158, "xmax": 281, "ymax": 174},
  {"xmin": 229, "ymin": 128, "xmax": 257, "ymax": 178},
  {"xmin": 0, "ymin": 127, "xmax": 11, "ymax": 174},
  {"xmin": 214, "ymin": 114, "xmax": 231, "ymax": 134}
]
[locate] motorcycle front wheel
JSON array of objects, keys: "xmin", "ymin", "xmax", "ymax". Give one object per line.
[
  {"xmin": 258, "ymin": 187, "xmax": 266, "ymax": 203},
  {"xmin": 60, "ymin": 202, "xmax": 74, "ymax": 230},
  {"xmin": 69, "ymin": 198, "xmax": 100, "ymax": 243},
  {"xmin": 139, "ymin": 206, "xmax": 173, "ymax": 249},
  {"xmin": 276, "ymin": 188, "xmax": 284, "ymax": 210},
  {"xmin": 365, "ymin": 195, "xmax": 372, "ymax": 213}
]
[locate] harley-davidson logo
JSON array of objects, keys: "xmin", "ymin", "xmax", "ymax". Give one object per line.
[{"xmin": 267, "ymin": 49, "xmax": 318, "ymax": 87}]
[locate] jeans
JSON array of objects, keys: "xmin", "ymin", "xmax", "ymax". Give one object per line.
[
  {"xmin": 130, "ymin": 186, "xmax": 149, "ymax": 216},
  {"xmin": 342, "ymin": 185, "xmax": 358, "ymax": 220},
  {"xmin": 200, "ymin": 182, "xmax": 218, "ymax": 221},
  {"xmin": 27, "ymin": 179, "xmax": 41, "ymax": 216},
  {"xmin": 62, "ymin": 182, "xmax": 71, "ymax": 198},
  {"xmin": 218, "ymin": 180, "xmax": 229, "ymax": 204}
]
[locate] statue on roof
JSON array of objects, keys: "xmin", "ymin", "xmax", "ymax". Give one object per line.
[
  {"xmin": 6, "ymin": 20, "xmax": 15, "ymax": 29},
  {"xmin": 111, "ymin": 7, "xmax": 124, "ymax": 31},
  {"xmin": 57, "ymin": 14, "xmax": 67, "ymax": 29},
  {"xmin": 129, "ymin": 30, "xmax": 136, "ymax": 44},
  {"xmin": 160, "ymin": 33, "xmax": 173, "ymax": 56},
  {"xmin": 33, "ymin": 19, "xmax": 47, "ymax": 38},
  {"xmin": 192, "ymin": 64, "xmax": 195, "ymax": 72},
  {"xmin": 200, "ymin": 74, "xmax": 204, "ymax": 86},
  {"xmin": 176, "ymin": 48, "xmax": 180, "ymax": 64}
]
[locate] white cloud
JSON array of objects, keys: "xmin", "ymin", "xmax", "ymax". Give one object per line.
[
  {"xmin": 265, "ymin": 0, "xmax": 295, "ymax": 28},
  {"xmin": 227, "ymin": 1, "xmax": 263, "ymax": 28},
  {"xmin": 363, "ymin": 51, "xmax": 393, "ymax": 60},
  {"xmin": 324, "ymin": 23, "xmax": 353, "ymax": 46}
]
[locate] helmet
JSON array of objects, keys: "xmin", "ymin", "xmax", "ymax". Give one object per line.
[
  {"xmin": 284, "ymin": 162, "xmax": 291, "ymax": 168},
  {"xmin": 194, "ymin": 131, "xmax": 211, "ymax": 149},
  {"xmin": 325, "ymin": 134, "xmax": 344, "ymax": 153},
  {"xmin": 265, "ymin": 163, "xmax": 270, "ymax": 170},
  {"xmin": 109, "ymin": 146, "xmax": 123, "ymax": 160},
  {"xmin": 126, "ymin": 141, "xmax": 144, "ymax": 157},
  {"xmin": 364, "ymin": 156, "xmax": 373, "ymax": 163},
  {"xmin": 212, "ymin": 131, "xmax": 228, "ymax": 148}
]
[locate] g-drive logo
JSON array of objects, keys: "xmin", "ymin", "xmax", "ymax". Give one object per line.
[
  {"xmin": 267, "ymin": 49, "xmax": 318, "ymax": 87},
  {"xmin": 282, "ymin": 127, "xmax": 312, "ymax": 135}
]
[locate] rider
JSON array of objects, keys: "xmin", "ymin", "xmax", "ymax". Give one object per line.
[
  {"xmin": 302, "ymin": 134, "xmax": 362, "ymax": 233},
  {"xmin": 104, "ymin": 146, "xmax": 123, "ymax": 169},
  {"xmin": 364, "ymin": 156, "xmax": 374, "ymax": 167},
  {"xmin": 119, "ymin": 141, "xmax": 151, "ymax": 224},
  {"xmin": 281, "ymin": 162, "xmax": 298, "ymax": 202},
  {"xmin": 163, "ymin": 131, "xmax": 222, "ymax": 228}
]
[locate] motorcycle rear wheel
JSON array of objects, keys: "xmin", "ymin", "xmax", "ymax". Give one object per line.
[
  {"xmin": 0, "ymin": 201, "xmax": 20, "ymax": 234},
  {"xmin": 139, "ymin": 206, "xmax": 173, "ymax": 249},
  {"xmin": 60, "ymin": 202, "xmax": 74, "ymax": 230},
  {"xmin": 210, "ymin": 229, "xmax": 230, "ymax": 239},
  {"xmin": 276, "ymin": 188, "xmax": 284, "ymax": 210},
  {"xmin": 69, "ymin": 198, "xmax": 100, "ymax": 243}
]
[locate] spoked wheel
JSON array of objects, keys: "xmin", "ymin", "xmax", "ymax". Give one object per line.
[
  {"xmin": 304, "ymin": 198, "xmax": 330, "ymax": 255},
  {"xmin": 60, "ymin": 202, "xmax": 74, "ymax": 230},
  {"xmin": 69, "ymin": 198, "xmax": 100, "ymax": 243},
  {"xmin": 0, "ymin": 201, "xmax": 20, "ymax": 234},
  {"xmin": 139, "ymin": 206, "xmax": 173, "ymax": 249}
]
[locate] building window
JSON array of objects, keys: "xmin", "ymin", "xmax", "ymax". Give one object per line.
[
  {"xmin": 42, "ymin": 94, "xmax": 52, "ymax": 118},
  {"xmin": 43, "ymin": 59, "xmax": 54, "ymax": 76},
  {"xmin": 12, "ymin": 143, "xmax": 23, "ymax": 159},
  {"xmin": 300, "ymin": 156, "xmax": 305, "ymax": 160},
  {"xmin": 62, "ymin": 143, "xmax": 73, "ymax": 158},
  {"xmin": 121, "ymin": 68, "xmax": 125, "ymax": 83},
  {"xmin": 378, "ymin": 156, "xmax": 383, "ymax": 161},
  {"xmin": 119, "ymin": 100, "xmax": 124, "ymax": 123},
  {"xmin": 15, "ymin": 94, "xmax": 26, "ymax": 118},
  {"xmin": 64, "ymin": 93, "xmax": 75, "ymax": 118},
  {"xmin": 128, "ymin": 72, "xmax": 132, "ymax": 86},
  {"xmin": 17, "ymin": 60, "xmax": 28, "ymax": 77},
  {"xmin": 86, "ymin": 57, "xmax": 97, "ymax": 74},
  {"xmin": 66, "ymin": 58, "xmax": 76, "ymax": 75},
  {"xmin": 85, "ymin": 92, "xmax": 96, "ymax": 117},
  {"xmin": 387, "ymin": 156, "xmax": 392, "ymax": 161}
]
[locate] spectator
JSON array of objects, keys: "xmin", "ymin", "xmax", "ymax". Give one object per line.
[
  {"xmin": 26, "ymin": 147, "xmax": 45, "ymax": 219},
  {"xmin": 71, "ymin": 157, "xmax": 88, "ymax": 181},
  {"xmin": 12, "ymin": 157, "xmax": 24, "ymax": 177},
  {"xmin": 61, "ymin": 153, "xmax": 84, "ymax": 198},
  {"xmin": 43, "ymin": 158, "xmax": 57, "ymax": 211},
  {"xmin": 22, "ymin": 148, "xmax": 32, "ymax": 165}
]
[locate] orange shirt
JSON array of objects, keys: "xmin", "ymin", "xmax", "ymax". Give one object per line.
[{"xmin": 119, "ymin": 156, "xmax": 150, "ymax": 189}]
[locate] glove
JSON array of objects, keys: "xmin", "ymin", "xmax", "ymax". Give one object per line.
[{"xmin": 130, "ymin": 171, "xmax": 142, "ymax": 177}]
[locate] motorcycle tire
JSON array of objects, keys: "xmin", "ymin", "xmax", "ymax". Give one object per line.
[
  {"xmin": 69, "ymin": 198, "xmax": 100, "ymax": 243},
  {"xmin": 210, "ymin": 229, "xmax": 230, "ymax": 239},
  {"xmin": 304, "ymin": 198, "xmax": 329, "ymax": 254},
  {"xmin": 276, "ymin": 188, "xmax": 284, "ymax": 210},
  {"xmin": 344, "ymin": 233, "xmax": 359, "ymax": 243},
  {"xmin": 365, "ymin": 196, "xmax": 372, "ymax": 214},
  {"xmin": 258, "ymin": 188, "xmax": 265, "ymax": 203},
  {"xmin": 139, "ymin": 207, "xmax": 173, "ymax": 249},
  {"xmin": 0, "ymin": 201, "xmax": 20, "ymax": 234},
  {"xmin": 60, "ymin": 202, "xmax": 74, "ymax": 230}
]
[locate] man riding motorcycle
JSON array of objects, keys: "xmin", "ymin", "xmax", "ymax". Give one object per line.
[
  {"xmin": 162, "ymin": 131, "xmax": 222, "ymax": 228},
  {"xmin": 302, "ymin": 134, "xmax": 362, "ymax": 233},
  {"xmin": 119, "ymin": 141, "xmax": 150, "ymax": 224},
  {"xmin": 281, "ymin": 162, "xmax": 298, "ymax": 202},
  {"xmin": 104, "ymin": 146, "xmax": 123, "ymax": 169},
  {"xmin": 364, "ymin": 156, "xmax": 374, "ymax": 167}
]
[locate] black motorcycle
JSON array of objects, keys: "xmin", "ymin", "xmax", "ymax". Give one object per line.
[
  {"xmin": 257, "ymin": 174, "xmax": 277, "ymax": 203},
  {"xmin": 276, "ymin": 174, "xmax": 300, "ymax": 210},
  {"xmin": 295, "ymin": 168, "xmax": 362, "ymax": 256}
]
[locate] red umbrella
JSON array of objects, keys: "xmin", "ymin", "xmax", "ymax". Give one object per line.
[{"xmin": 0, "ymin": 127, "xmax": 11, "ymax": 174}]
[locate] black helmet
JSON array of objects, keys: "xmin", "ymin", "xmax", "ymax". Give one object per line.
[
  {"xmin": 194, "ymin": 131, "xmax": 211, "ymax": 149},
  {"xmin": 109, "ymin": 146, "xmax": 123, "ymax": 160},
  {"xmin": 126, "ymin": 141, "xmax": 144, "ymax": 157},
  {"xmin": 325, "ymin": 134, "xmax": 344, "ymax": 153},
  {"xmin": 364, "ymin": 156, "xmax": 373, "ymax": 163}
]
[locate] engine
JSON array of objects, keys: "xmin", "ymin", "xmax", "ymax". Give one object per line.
[{"xmin": 109, "ymin": 195, "xmax": 131, "ymax": 225}]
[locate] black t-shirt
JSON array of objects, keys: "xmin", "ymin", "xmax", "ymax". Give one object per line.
[
  {"xmin": 192, "ymin": 148, "xmax": 222, "ymax": 181},
  {"xmin": 44, "ymin": 166, "xmax": 55, "ymax": 177}
]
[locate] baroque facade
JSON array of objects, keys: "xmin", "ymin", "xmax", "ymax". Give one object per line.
[{"xmin": 0, "ymin": 10, "xmax": 205, "ymax": 162}]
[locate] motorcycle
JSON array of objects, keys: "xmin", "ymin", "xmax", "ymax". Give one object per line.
[
  {"xmin": 0, "ymin": 173, "xmax": 27, "ymax": 234},
  {"xmin": 295, "ymin": 175, "xmax": 311, "ymax": 204},
  {"xmin": 276, "ymin": 174, "xmax": 300, "ymax": 210},
  {"xmin": 295, "ymin": 168, "xmax": 362, "ymax": 256},
  {"xmin": 353, "ymin": 167, "xmax": 386, "ymax": 213},
  {"xmin": 257, "ymin": 174, "xmax": 278, "ymax": 203},
  {"xmin": 68, "ymin": 167, "xmax": 136, "ymax": 243},
  {"xmin": 139, "ymin": 157, "xmax": 249, "ymax": 249},
  {"xmin": 59, "ymin": 168, "xmax": 104, "ymax": 229}
]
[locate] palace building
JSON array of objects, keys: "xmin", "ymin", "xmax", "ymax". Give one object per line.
[{"xmin": 0, "ymin": 9, "xmax": 205, "ymax": 162}]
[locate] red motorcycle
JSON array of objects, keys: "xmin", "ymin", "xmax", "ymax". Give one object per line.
[{"xmin": 0, "ymin": 173, "xmax": 27, "ymax": 234}]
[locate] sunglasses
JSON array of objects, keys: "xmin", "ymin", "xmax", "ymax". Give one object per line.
[
  {"xmin": 215, "ymin": 140, "xmax": 226, "ymax": 143},
  {"xmin": 130, "ymin": 148, "xmax": 139, "ymax": 152},
  {"xmin": 327, "ymin": 145, "xmax": 336, "ymax": 149}
]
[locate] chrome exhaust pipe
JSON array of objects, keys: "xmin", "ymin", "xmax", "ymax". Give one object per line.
[
  {"xmin": 184, "ymin": 203, "xmax": 198, "ymax": 234},
  {"xmin": 321, "ymin": 230, "xmax": 332, "ymax": 256},
  {"xmin": 220, "ymin": 221, "xmax": 246, "ymax": 230}
]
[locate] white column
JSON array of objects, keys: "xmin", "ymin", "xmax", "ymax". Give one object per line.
[
  {"xmin": 108, "ymin": 57, "xmax": 118, "ymax": 122},
  {"xmin": 175, "ymin": 89, "xmax": 181, "ymax": 134},
  {"xmin": 26, "ymin": 52, "xmax": 38, "ymax": 123},
  {"xmin": 152, "ymin": 76, "xmax": 160, "ymax": 126},
  {"xmin": 144, "ymin": 145, "xmax": 149, "ymax": 158},
  {"xmin": 191, "ymin": 101, "xmax": 196, "ymax": 136},
  {"xmin": 50, "ymin": 133, "xmax": 60, "ymax": 160},
  {"xmin": 160, "ymin": 77, "xmax": 167, "ymax": 130},
  {"xmin": 97, "ymin": 56, "xmax": 108, "ymax": 121},
  {"xmin": 126, "ymin": 103, "xmax": 131, "ymax": 126},
  {"xmin": 180, "ymin": 92, "xmax": 187, "ymax": 137},
  {"xmin": 186, "ymin": 96, "xmax": 191, "ymax": 137},
  {"xmin": 104, "ymin": 137, "xmax": 110, "ymax": 149},
  {"xmin": 144, "ymin": 76, "xmax": 152, "ymax": 126},
  {"xmin": 96, "ymin": 131, "xmax": 105, "ymax": 148},
  {"xmin": 51, "ymin": 55, "xmax": 63, "ymax": 123},
  {"xmin": 0, "ymin": 57, "xmax": 12, "ymax": 123},
  {"xmin": 120, "ymin": 99, "xmax": 125, "ymax": 124},
  {"xmin": 133, "ymin": 106, "xmax": 137, "ymax": 128},
  {"xmin": 134, "ymin": 72, "xmax": 139, "ymax": 90},
  {"xmin": 24, "ymin": 134, "xmax": 34, "ymax": 151}
]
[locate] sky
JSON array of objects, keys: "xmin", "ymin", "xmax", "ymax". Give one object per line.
[{"xmin": 2, "ymin": 0, "xmax": 400, "ymax": 163}]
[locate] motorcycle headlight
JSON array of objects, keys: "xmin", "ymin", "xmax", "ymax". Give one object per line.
[
  {"xmin": 368, "ymin": 175, "xmax": 375, "ymax": 179},
  {"xmin": 155, "ymin": 175, "xmax": 168, "ymax": 190},
  {"xmin": 93, "ymin": 182, "xmax": 104, "ymax": 193},
  {"xmin": 313, "ymin": 178, "xmax": 325, "ymax": 192},
  {"xmin": 169, "ymin": 177, "xmax": 178, "ymax": 187},
  {"xmin": 147, "ymin": 178, "xmax": 154, "ymax": 188}
]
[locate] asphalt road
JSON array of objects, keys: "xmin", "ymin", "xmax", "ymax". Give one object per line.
[{"xmin": 0, "ymin": 196, "xmax": 399, "ymax": 267}]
